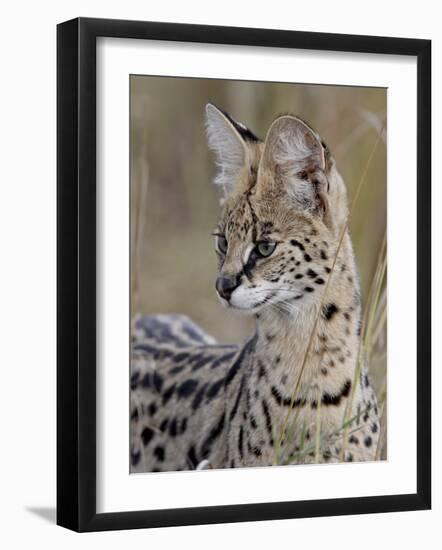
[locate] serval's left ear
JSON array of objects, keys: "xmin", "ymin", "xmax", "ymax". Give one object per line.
[
  {"xmin": 205, "ymin": 103, "xmax": 259, "ymax": 196},
  {"xmin": 259, "ymin": 115, "xmax": 330, "ymax": 216}
]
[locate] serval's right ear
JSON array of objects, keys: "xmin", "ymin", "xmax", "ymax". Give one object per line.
[
  {"xmin": 258, "ymin": 115, "xmax": 329, "ymax": 216},
  {"xmin": 205, "ymin": 103, "xmax": 259, "ymax": 196}
]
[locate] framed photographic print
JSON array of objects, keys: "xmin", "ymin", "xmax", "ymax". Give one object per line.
[{"xmin": 57, "ymin": 17, "xmax": 431, "ymax": 532}]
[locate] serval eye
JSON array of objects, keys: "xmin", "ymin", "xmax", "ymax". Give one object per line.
[
  {"xmin": 215, "ymin": 234, "xmax": 228, "ymax": 255},
  {"xmin": 256, "ymin": 241, "xmax": 276, "ymax": 257}
]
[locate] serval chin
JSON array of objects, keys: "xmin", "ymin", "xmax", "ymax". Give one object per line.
[{"xmin": 130, "ymin": 103, "xmax": 380, "ymax": 473}]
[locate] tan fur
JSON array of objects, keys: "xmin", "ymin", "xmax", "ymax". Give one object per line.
[{"xmin": 129, "ymin": 106, "xmax": 380, "ymax": 473}]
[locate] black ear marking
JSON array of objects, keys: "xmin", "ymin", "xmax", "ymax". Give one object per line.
[
  {"xmin": 206, "ymin": 103, "xmax": 260, "ymax": 194},
  {"xmin": 211, "ymin": 103, "xmax": 261, "ymax": 144}
]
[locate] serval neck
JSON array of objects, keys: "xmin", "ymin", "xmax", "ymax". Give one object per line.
[{"xmin": 248, "ymin": 249, "xmax": 362, "ymax": 401}]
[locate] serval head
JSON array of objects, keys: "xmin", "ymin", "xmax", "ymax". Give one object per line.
[{"xmin": 206, "ymin": 103, "xmax": 351, "ymax": 315}]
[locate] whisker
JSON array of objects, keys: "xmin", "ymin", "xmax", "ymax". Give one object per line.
[{"xmin": 249, "ymin": 287, "xmax": 297, "ymax": 294}]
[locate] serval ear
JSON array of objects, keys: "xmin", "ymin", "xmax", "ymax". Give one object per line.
[
  {"xmin": 205, "ymin": 103, "xmax": 259, "ymax": 195},
  {"xmin": 259, "ymin": 115, "xmax": 330, "ymax": 216}
]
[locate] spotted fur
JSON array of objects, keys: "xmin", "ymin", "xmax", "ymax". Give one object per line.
[{"xmin": 130, "ymin": 105, "xmax": 380, "ymax": 473}]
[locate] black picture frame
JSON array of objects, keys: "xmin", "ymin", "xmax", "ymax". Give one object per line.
[{"xmin": 57, "ymin": 17, "xmax": 431, "ymax": 532}]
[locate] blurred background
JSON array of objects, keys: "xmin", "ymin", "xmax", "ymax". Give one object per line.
[{"xmin": 130, "ymin": 76, "xmax": 386, "ymax": 397}]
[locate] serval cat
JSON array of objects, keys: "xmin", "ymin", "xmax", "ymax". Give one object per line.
[{"xmin": 130, "ymin": 104, "xmax": 380, "ymax": 473}]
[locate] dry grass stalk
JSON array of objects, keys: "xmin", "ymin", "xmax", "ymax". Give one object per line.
[{"xmin": 340, "ymin": 232, "xmax": 386, "ymax": 461}]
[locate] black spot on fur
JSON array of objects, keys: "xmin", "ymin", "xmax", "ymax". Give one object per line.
[
  {"xmin": 271, "ymin": 386, "xmax": 282, "ymax": 406},
  {"xmin": 315, "ymin": 278, "xmax": 325, "ymax": 285},
  {"xmin": 177, "ymin": 379, "xmax": 199, "ymax": 398},
  {"xmin": 153, "ymin": 371, "xmax": 164, "ymax": 393},
  {"xmin": 320, "ymin": 250, "xmax": 328, "ymax": 260},
  {"xmin": 271, "ymin": 385, "xmax": 303, "ymax": 408},
  {"xmin": 307, "ymin": 269, "xmax": 318, "ymax": 278},
  {"xmin": 154, "ymin": 446, "xmax": 165, "ymax": 462},
  {"xmin": 341, "ymin": 379, "xmax": 352, "ymax": 397},
  {"xmin": 141, "ymin": 427, "xmax": 154, "ymax": 446},
  {"xmin": 191, "ymin": 383, "xmax": 207, "ymax": 411},
  {"xmin": 141, "ymin": 373, "xmax": 151, "ymax": 389},
  {"xmin": 169, "ymin": 418, "xmax": 178, "ymax": 437},
  {"xmin": 187, "ymin": 445, "xmax": 198, "ymax": 468},
  {"xmin": 304, "ymin": 254, "xmax": 312, "ymax": 262},
  {"xmin": 206, "ymin": 378, "xmax": 224, "ymax": 400},
  {"xmin": 290, "ymin": 239, "xmax": 305, "ymax": 251},
  {"xmin": 191, "ymin": 355, "xmax": 213, "ymax": 372},
  {"xmin": 225, "ymin": 335, "xmax": 256, "ymax": 386},
  {"xmin": 159, "ymin": 418, "xmax": 169, "ymax": 432},
  {"xmin": 162, "ymin": 384, "xmax": 176, "ymax": 405},
  {"xmin": 169, "ymin": 365, "xmax": 185, "ymax": 375},
  {"xmin": 262, "ymin": 399, "xmax": 273, "ymax": 444},
  {"xmin": 181, "ymin": 324, "xmax": 207, "ymax": 344},
  {"xmin": 211, "ymin": 351, "xmax": 236, "ymax": 369},
  {"xmin": 295, "ymin": 274, "xmax": 304, "ymax": 279},
  {"xmin": 349, "ymin": 435, "xmax": 359, "ymax": 445},
  {"xmin": 229, "ymin": 377, "xmax": 245, "ymax": 421},
  {"xmin": 201, "ymin": 413, "xmax": 226, "ymax": 459},
  {"xmin": 252, "ymin": 446, "xmax": 262, "ymax": 457},
  {"xmin": 322, "ymin": 303, "xmax": 339, "ymax": 320},
  {"xmin": 258, "ymin": 361, "xmax": 267, "ymax": 380},
  {"xmin": 304, "ymin": 286, "xmax": 315, "ymax": 293},
  {"xmin": 321, "ymin": 379, "xmax": 352, "ymax": 406},
  {"xmin": 180, "ymin": 417, "xmax": 188, "ymax": 434},
  {"xmin": 364, "ymin": 436, "xmax": 373, "ymax": 448},
  {"xmin": 131, "ymin": 371, "xmax": 140, "ymax": 390},
  {"xmin": 148, "ymin": 402, "xmax": 158, "ymax": 416},
  {"xmin": 238, "ymin": 425, "xmax": 244, "ymax": 459}
]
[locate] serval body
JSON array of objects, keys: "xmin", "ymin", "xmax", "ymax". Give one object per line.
[{"xmin": 130, "ymin": 104, "xmax": 380, "ymax": 473}]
